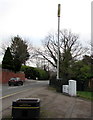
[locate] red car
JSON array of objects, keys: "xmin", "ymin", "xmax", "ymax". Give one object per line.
[{"xmin": 8, "ymin": 77, "xmax": 23, "ymax": 86}]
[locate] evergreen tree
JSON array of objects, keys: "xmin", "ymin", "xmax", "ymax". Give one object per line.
[
  {"xmin": 10, "ymin": 35, "xmax": 30, "ymax": 65},
  {"xmin": 2, "ymin": 47, "xmax": 13, "ymax": 70},
  {"xmin": 13, "ymin": 57, "xmax": 21, "ymax": 73}
]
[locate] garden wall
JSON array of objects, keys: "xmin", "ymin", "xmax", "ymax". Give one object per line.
[{"xmin": 0, "ymin": 69, "xmax": 25, "ymax": 84}]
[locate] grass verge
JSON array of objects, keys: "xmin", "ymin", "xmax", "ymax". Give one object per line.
[{"xmin": 77, "ymin": 91, "xmax": 93, "ymax": 100}]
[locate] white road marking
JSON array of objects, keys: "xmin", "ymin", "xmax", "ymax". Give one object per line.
[{"xmin": 8, "ymin": 85, "xmax": 24, "ymax": 89}]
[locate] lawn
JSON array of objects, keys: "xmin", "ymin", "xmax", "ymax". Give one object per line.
[{"xmin": 77, "ymin": 91, "xmax": 93, "ymax": 100}]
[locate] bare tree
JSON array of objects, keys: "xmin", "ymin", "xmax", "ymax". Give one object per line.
[
  {"xmin": 34, "ymin": 29, "xmax": 88, "ymax": 66},
  {"xmin": 33, "ymin": 29, "xmax": 89, "ymax": 78}
]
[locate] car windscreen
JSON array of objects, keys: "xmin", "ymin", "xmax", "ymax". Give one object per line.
[{"xmin": 10, "ymin": 78, "xmax": 16, "ymax": 80}]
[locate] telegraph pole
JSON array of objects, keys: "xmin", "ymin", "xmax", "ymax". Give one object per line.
[{"xmin": 57, "ymin": 4, "xmax": 61, "ymax": 79}]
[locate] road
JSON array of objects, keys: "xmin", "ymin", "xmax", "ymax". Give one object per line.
[
  {"xmin": 0, "ymin": 80, "xmax": 49, "ymax": 119},
  {"xmin": 2, "ymin": 80, "xmax": 49, "ymax": 97}
]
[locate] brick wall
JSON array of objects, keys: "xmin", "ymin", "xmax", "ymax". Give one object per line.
[{"xmin": 0, "ymin": 69, "xmax": 25, "ymax": 84}]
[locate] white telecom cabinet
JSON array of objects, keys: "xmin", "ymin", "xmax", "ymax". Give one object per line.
[
  {"xmin": 62, "ymin": 85, "xmax": 69, "ymax": 94},
  {"xmin": 69, "ymin": 80, "xmax": 76, "ymax": 96}
]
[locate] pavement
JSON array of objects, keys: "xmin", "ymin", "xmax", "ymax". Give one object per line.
[{"xmin": 29, "ymin": 86, "xmax": 92, "ymax": 119}]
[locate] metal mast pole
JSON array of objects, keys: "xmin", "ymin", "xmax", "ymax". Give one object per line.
[{"xmin": 57, "ymin": 4, "xmax": 61, "ymax": 79}]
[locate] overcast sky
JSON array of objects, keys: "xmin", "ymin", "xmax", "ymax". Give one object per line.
[{"xmin": 0, "ymin": 0, "xmax": 92, "ymax": 63}]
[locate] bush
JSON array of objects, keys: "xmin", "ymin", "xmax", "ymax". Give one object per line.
[
  {"xmin": 24, "ymin": 67, "xmax": 39, "ymax": 79},
  {"xmin": 21, "ymin": 65, "xmax": 30, "ymax": 72},
  {"xmin": 21, "ymin": 65, "xmax": 49, "ymax": 80},
  {"xmin": 49, "ymin": 74, "xmax": 68, "ymax": 93},
  {"xmin": 35, "ymin": 68, "xmax": 49, "ymax": 80}
]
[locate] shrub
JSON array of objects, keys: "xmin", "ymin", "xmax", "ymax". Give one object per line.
[
  {"xmin": 21, "ymin": 65, "xmax": 49, "ymax": 80},
  {"xmin": 35, "ymin": 68, "xmax": 49, "ymax": 80}
]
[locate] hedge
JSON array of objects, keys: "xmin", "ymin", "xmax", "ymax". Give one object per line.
[{"xmin": 21, "ymin": 65, "xmax": 49, "ymax": 80}]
